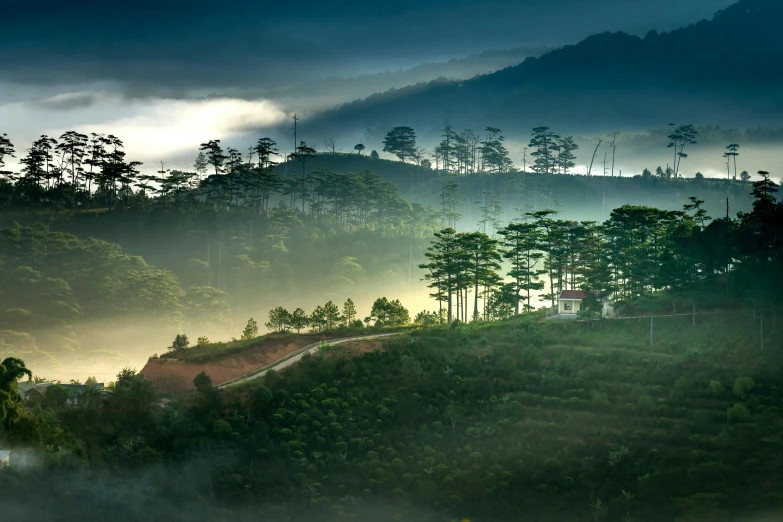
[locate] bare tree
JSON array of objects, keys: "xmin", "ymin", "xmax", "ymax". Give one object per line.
[{"xmin": 324, "ymin": 138, "xmax": 339, "ymax": 154}]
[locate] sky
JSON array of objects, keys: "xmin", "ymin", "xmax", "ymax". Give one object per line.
[{"xmin": 0, "ymin": 0, "xmax": 735, "ymax": 170}]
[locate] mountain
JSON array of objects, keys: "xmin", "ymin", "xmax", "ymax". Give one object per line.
[
  {"xmin": 304, "ymin": 0, "xmax": 783, "ymax": 139},
  {"xmin": 220, "ymin": 46, "xmax": 553, "ymax": 112}
]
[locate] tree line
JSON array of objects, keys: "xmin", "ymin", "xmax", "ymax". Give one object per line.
[
  {"xmin": 420, "ymin": 172, "xmax": 782, "ymax": 322},
  {"xmin": 0, "ymin": 132, "xmax": 439, "ymax": 234},
  {"xmin": 264, "ymin": 297, "xmax": 410, "ymax": 334}
]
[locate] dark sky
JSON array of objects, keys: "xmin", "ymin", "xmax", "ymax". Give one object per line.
[
  {"xmin": 0, "ymin": 0, "xmax": 741, "ymax": 171},
  {"xmin": 1, "ymin": 0, "xmax": 734, "ymax": 91}
]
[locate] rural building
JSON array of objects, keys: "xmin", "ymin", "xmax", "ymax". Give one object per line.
[
  {"xmin": 21, "ymin": 382, "xmax": 105, "ymax": 406},
  {"xmin": 0, "ymin": 447, "xmax": 10, "ymax": 467},
  {"xmin": 558, "ymin": 290, "xmax": 584, "ymax": 315},
  {"xmin": 17, "ymin": 381, "xmax": 38, "ymax": 400},
  {"xmin": 22, "ymin": 382, "xmax": 53, "ymax": 400}
]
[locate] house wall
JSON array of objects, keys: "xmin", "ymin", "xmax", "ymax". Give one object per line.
[{"xmin": 558, "ymin": 300, "xmax": 582, "ymax": 314}]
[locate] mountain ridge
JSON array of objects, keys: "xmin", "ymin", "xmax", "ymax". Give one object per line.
[{"xmin": 303, "ymin": 0, "xmax": 783, "ymax": 139}]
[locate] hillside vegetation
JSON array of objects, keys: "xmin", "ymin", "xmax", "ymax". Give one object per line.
[{"xmin": 1, "ymin": 312, "xmax": 782, "ymax": 521}]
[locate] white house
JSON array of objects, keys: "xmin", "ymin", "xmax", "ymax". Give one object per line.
[{"xmin": 557, "ymin": 290, "xmax": 584, "ymax": 315}]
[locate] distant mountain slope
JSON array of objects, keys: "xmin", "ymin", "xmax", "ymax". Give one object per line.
[
  {"xmin": 228, "ymin": 46, "xmax": 552, "ymax": 111},
  {"xmin": 306, "ymin": 0, "xmax": 783, "ymax": 138}
]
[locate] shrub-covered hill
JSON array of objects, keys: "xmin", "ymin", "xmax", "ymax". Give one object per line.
[
  {"xmin": 276, "ymin": 153, "xmax": 755, "ymax": 223},
  {"xmin": 5, "ymin": 311, "xmax": 780, "ymax": 521}
]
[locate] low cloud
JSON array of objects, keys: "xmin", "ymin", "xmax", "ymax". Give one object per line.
[{"xmin": 2, "ymin": 93, "xmax": 288, "ymax": 167}]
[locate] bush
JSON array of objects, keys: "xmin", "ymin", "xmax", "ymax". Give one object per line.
[
  {"xmin": 168, "ymin": 334, "xmax": 190, "ymax": 352},
  {"xmin": 591, "ymin": 391, "xmax": 611, "ymax": 407},
  {"xmin": 636, "ymin": 395, "xmax": 656, "ymax": 413},
  {"xmin": 727, "ymin": 402, "xmax": 750, "ymax": 423},
  {"xmin": 707, "ymin": 380, "xmax": 724, "ymax": 395},
  {"xmin": 733, "ymin": 377, "xmax": 755, "ymax": 399}
]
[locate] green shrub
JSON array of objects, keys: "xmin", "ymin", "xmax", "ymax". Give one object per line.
[
  {"xmin": 733, "ymin": 377, "xmax": 755, "ymax": 399},
  {"xmin": 707, "ymin": 380, "xmax": 724, "ymax": 395},
  {"xmin": 727, "ymin": 402, "xmax": 750, "ymax": 423},
  {"xmin": 636, "ymin": 395, "xmax": 656, "ymax": 413},
  {"xmin": 591, "ymin": 391, "xmax": 611, "ymax": 407}
]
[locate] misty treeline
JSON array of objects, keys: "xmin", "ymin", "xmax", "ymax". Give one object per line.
[
  {"xmin": 0, "ymin": 132, "xmax": 436, "ymax": 226},
  {"xmin": 421, "ymin": 172, "xmax": 783, "ymax": 322},
  {"xmin": 0, "ymin": 131, "xmax": 446, "ymax": 370},
  {"xmin": 263, "ymin": 297, "xmax": 409, "ymax": 334}
]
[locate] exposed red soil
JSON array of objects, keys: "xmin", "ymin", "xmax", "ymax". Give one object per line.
[{"xmin": 141, "ymin": 339, "xmax": 307, "ymax": 393}]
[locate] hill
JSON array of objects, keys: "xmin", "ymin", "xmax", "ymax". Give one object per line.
[
  {"xmin": 276, "ymin": 153, "xmax": 757, "ymax": 223},
  {"xmin": 4, "ymin": 311, "xmax": 783, "ymax": 521},
  {"xmin": 305, "ymin": 0, "xmax": 783, "ymax": 137}
]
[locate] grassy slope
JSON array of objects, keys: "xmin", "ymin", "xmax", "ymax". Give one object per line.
[
  {"xmin": 224, "ymin": 312, "xmax": 783, "ymax": 521},
  {"xmin": 167, "ymin": 326, "xmax": 415, "ymax": 364}
]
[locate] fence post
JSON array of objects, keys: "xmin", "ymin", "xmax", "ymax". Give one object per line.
[{"xmin": 650, "ymin": 314, "xmax": 654, "ymax": 346}]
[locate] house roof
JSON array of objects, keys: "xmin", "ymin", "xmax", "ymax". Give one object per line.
[{"xmin": 559, "ymin": 290, "xmax": 585, "ymax": 300}]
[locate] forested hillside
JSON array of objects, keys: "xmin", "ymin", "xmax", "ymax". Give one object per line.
[
  {"xmin": 2, "ymin": 309, "xmax": 782, "ymax": 521},
  {"xmin": 305, "ymin": 0, "xmax": 783, "ymax": 135}
]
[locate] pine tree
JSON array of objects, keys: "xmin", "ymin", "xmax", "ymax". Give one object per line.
[
  {"xmin": 556, "ymin": 136, "xmax": 579, "ymax": 174},
  {"xmin": 265, "ymin": 306, "xmax": 290, "ymax": 333},
  {"xmin": 382, "ymin": 127, "xmax": 417, "ymax": 162},
  {"xmin": 419, "ymin": 228, "xmax": 461, "ymax": 322},
  {"xmin": 342, "ymin": 298, "xmax": 357, "ymax": 325},
  {"xmin": 529, "ymin": 126, "xmax": 560, "ymax": 175},
  {"xmin": 323, "ymin": 301, "xmax": 342, "ymax": 329},
  {"xmin": 289, "ymin": 308, "xmax": 309, "ymax": 333},
  {"xmin": 199, "ymin": 140, "xmax": 227, "ymax": 176},
  {"xmin": 499, "ymin": 222, "xmax": 546, "ymax": 314},
  {"xmin": 242, "ymin": 318, "xmax": 259, "ymax": 339}
]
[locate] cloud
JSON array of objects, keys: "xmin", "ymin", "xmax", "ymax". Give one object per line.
[
  {"xmin": 29, "ymin": 92, "xmax": 105, "ymax": 111},
  {"xmin": 1, "ymin": 93, "xmax": 288, "ymax": 166}
]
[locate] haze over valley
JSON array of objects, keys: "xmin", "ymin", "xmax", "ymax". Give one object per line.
[{"xmin": 1, "ymin": 1, "xmax": 783, "ymax": 521}]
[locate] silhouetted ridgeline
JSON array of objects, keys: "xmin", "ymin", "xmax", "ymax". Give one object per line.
[{"xmin": 305, "ymin": 0, "xmax": 783, "ymax": 135}]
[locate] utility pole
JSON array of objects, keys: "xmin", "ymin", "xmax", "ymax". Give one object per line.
[
  {"xmin": 522, "ymin": 147, "xmax": 528, "ymax": 173},
  {"xmin": 611, "ymin": 131, "xmax": 617, "ymax": 177},
  {"xmin": 726, "ymin": 197, "xmax": 730, "ymax": 297},
  {"xmin": 292, "ymin": 114, "xmax": 299, "ymax": 153},
  {"xmin": 692, "ymin": 302, "xmax": 695, "ymax": 328}
]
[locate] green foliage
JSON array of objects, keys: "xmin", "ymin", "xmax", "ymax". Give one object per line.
[
  {"xmin": 726, "ymin": 402, "xmax": 750, "ymax": 423},
  {"xmin": 707, "ymin": 380, "xmax": 724, "ymax": 395},
  {"xmin": 241, "ymin": 318, "xmax": 259, "ymax": 340},
  {"xmin": 636, "ymin": 395, "xmax": 656, "ymax": 413},
  {"xmin": 732, "ymin": 377, "xmax": 755, "ymax": 399},
  {"xmin": 265, "ymin": 306, "xmax": 291, "ymax": 333},
  {"xmin": 370, "ymin": 297, "xmax": 409, "ymax": 326},
  {"xmin": 0, "ymin": 357, "xmax": 32, "ymax": 429},
  {"xmin": 168, "ymin": 334, "xmax": 190, "ymax": 352}
]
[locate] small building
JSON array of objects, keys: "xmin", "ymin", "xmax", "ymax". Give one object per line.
[
  {"xmin": 22, "ymin": 382, "xmax": 105, "ymax": 406},
  {"xmin": 23, "ymin": 382, "xmax": 53, "ymax": 400},
  {"xmin": 558, "ymin": 290, "xmax": 584, "ymax": 315},
  {"xmin": 17, "ymin": 381, "xmax": 38, "ymax": 400},
  {"xmin": 0, "ymin": 447, "xmax": 10, "ymax": 467}
]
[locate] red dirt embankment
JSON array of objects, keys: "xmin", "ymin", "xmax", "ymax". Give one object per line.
[{"xmin": 140, "ymin": 338, "xmax": 307, "ymax": 393}]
